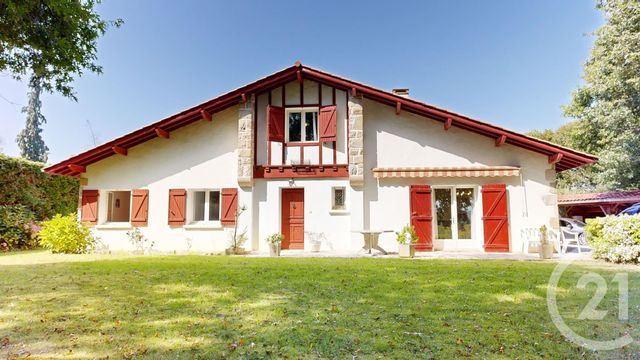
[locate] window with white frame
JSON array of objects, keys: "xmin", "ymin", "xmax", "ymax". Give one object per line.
[
  {"xmin": 286, "ymin": 108, "xmax": 318, "ymax": 142},
  {"xmin": 332, "ymin": 187, "xmax": 346, "ymax": 210},
  {"xmin": 107, "ymin": 190, "xmax": 131, "ymax": 222},
  {"xmin": 192, "ymin": 190, "xmax": 220, "ymax": 222}
]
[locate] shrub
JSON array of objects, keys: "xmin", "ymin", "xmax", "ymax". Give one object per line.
[
  {"xmin": 395, "ymin": 224, "xmax": 418, "ymax": 245},
  {"xmin": 127, "ymin": 227, "xmax": 154, "ymax": 254},
  {"xmin": 586, "ymin": 215, "xmax": 640, "ymax": 263},
  {"xmin": 0, "ymin": 154, "xmax": 79, "ymax": 250},
  {"xmin": 266, "ymin": 233, "xmax": 283, "ymax": 244},
  {"xmin": 39, "ymin": 214, "xmax": 95, "ymax": 254},
  {"xmin": 0, "ymin": 205, "xmax": 37, "ymax": 250}
]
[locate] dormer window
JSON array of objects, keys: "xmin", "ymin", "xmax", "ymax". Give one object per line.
[{"xmin": 286, "ymin": 108, "xmax": 318, "ymax": 143}]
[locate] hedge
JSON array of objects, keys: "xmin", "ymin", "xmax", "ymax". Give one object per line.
[
  {"xmin": 0, "ymin": 154, "xmax": 79, "ymax": 250},
  {"xmin": 586, "ymin": 215, "xmax": 640, "ymax": 263}
]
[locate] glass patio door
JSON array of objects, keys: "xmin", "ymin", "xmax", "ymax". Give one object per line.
[{"xmin": 433, "ymin": 187, "xmax": 476, "ymax": 249}]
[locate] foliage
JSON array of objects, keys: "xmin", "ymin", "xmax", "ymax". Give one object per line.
[
  {"xmin": 38, "ymin": 214, "xmax": 95, "ymax": 254},
  {"xmin": 266, "ymin": 233, "xmax": 283, "ymax": 245},
  {"xmin": 539, "ymin": 224, "xmax": 549, "ymax": 245},
  {"xmin": 395, "ymin": 224, "xmax": 418, "ymax": 245},
  {"xmin": 0, "ymin": 154, "xmax": 78, "ymax": 250},
  {"xmin": 526, "ymin": 121, "xmax": 580, "ymax": 149},
  {"xmin": 0, "ymin": 255, "xmax": 638, "ymax": 358},
  {"xmin": 0, "ymin": 205, "xmax": 37, "ymax": 250},
  {"xmin": 228, "ymin": 228, "xmax": 248, "ymax": 254},
  {"xmin": 530, "ymin": 0, "xmax": 640, "ymax": 192},
  {"xmin": 228, "ymin": 204, "xmax": 247, "ymax": 253},
  {"xmin": 127, "ymin": 227, "xmax": 154, "ymax": 254},
  {"xmin": 0, "ymin": 0, "xmax": 123, "ymax": 100},
  {"xmin": 586, "ymin": 215, "xmax": 640, "ymax": 263},
  {"xmin": 0, "ymin": 154, "xmax": 78, "ymax": 219},
  {"xmin": 16, "ymin": 77, "xmax": 48, "ymax": 162}
]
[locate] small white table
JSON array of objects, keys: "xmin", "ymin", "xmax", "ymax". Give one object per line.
[{"xmin": 353, "ymin": 230, "xmax": 393, "ymax": 255}]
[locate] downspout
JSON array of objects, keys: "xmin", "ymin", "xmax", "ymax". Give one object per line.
[{"xmin": 520, "ymin": 167, "xmax": 528, "ymax": 217}]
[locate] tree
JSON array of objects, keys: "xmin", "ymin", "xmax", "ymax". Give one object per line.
[
  {"xmin": 0, "ymin": 0, "xmax": 121, "ymax": 161},
  {"xmin": 528, "ymin": 122, "xmax": 598, "ymax": 193},
  {"xmin": 0, "ymin": 0, "xmax": 122, "ymax": 99},
  {"xmin": 16, "ymin": 77, "xmax": 48, "ymax": 162},
  {"xmin": 563, "ymin": 0, "xmax": 640, "ymax": 191}
]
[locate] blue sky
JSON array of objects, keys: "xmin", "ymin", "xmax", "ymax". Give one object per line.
[{"xmin": 0, "ymin": 0, "xmax": 603, "ymax": 164}]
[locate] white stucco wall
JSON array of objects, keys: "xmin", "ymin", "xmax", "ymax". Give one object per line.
[
  {"xmin": 362, "ymin": 99, "xmax": 558, "ymax": 253},
  {"xmin": 82, "ymin": 105, "xmax": 251, "ymax": 253},
  {"xmin": 80, "ymin": 87, "xmax": 558, "ymax": 255},
  {"xmin": 252, "ymin": 179, "xmax": 361, "ymax": 252}
]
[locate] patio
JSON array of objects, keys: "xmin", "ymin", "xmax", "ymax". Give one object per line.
[{"xmin": 245, "ymin": 248, "xmax": 593, "ymax": 261}]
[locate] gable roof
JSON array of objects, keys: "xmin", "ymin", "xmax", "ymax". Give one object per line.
[{"xmin": 44, "ymin": 62, "xmax": 597, "ymax": 176}]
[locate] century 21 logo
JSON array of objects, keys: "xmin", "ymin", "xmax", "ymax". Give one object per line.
[
  {"xmin": 577, "ymin": 272, "xmax": 628, "ymax": 321},
  {"xmin": 547, "ymin": 261, "xmax": 633, "ymax": 351}
]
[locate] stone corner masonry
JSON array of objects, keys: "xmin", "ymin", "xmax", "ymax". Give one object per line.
[
  {"xmin": 348, "ymin": 94, "xmax": 365, "ymax": 187},
  {"xmin": 237, "ymin": 95, "xmax": 254, "ymax": 187}
]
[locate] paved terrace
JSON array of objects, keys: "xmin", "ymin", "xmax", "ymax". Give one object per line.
[{"xmin": 245, "ymin": 249, "xmax": 593, "ymax": 261}]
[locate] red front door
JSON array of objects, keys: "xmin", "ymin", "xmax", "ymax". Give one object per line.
[
  {"xmin": 410, "ymin": 185, "xmax": 433, "ymax": 251},
  {"xmin": 282, "ymin": 189, "xmax": 304, "ymax": 249}
]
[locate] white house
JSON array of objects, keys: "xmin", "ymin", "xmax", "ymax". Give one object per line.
[{"xmin": 45, "ymin": 63, "xmax": 597, "ymax": 254}]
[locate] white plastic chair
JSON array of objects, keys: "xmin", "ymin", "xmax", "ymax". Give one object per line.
[
  {"xmin": 520, "ymin": 228, "xmax": 540, "ymax": 253},
  {"xmin": 521, "ymin": 227, "xmax": 561, "ymax": 254},
  {"xmin": 560, "ymin": 228, "xmax": 585, "ymax": 253}
]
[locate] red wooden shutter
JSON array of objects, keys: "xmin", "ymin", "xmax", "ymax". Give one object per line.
[
  {"xmin": 319, "ymin": 105, "xmax": 337, "ymax": 142},
  {"xmin": 80, "ymin": 190, "xmax": 99, "ymax": 224},
  {"xmin": 267, "ymin": 105, "xmax": 285, "ymax": 142},
  {"xmin": 410, "ymin": 185, "xmax": 433, "ymax": 251},
  {"xmin": 221, "ymin": 188, "xmax": 238, "ymax": 225},
  {"xmin": 481, "ymin": 184, "xmax": 510, "ymax": 252},
  {"xmin": 168, "ymin": 189, "xmax": 186, "ymax": 225},
  {"xmin": 131, "ymin": 189, "xmax": 149, "ymax": 226}
]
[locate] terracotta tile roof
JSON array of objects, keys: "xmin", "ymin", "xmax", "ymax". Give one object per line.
[{"xmin": 558, "ymin": 190, "xmax": 640, "ymax": 205}]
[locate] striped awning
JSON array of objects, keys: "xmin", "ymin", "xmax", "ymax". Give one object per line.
[{"xmin": 372, "ymin": 166, "xmax": 520, "ymax": 178}]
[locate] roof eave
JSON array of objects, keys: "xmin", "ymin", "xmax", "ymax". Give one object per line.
[{"xmin": 45, "ymin": 62, "xmax": 597, "ymax": 176}]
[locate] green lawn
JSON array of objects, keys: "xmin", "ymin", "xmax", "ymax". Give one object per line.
[{"xmin": 0, "ymin": 252, "xmax": 638, "ymax": 359}]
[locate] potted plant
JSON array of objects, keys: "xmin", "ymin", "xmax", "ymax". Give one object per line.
[
  {"xmin": 305, "ymin": 231, "xmax": 324, "ymax": 252},
  {"xmin": 310, "ymin": 238, "xmax": 322, "ymax": 252},
  {"xmin": 396, "ymin": 224, "xmax": 418, "ymax": 258},
  {"xmin": 539, "ymin": 224, "xmax": 554, "ymax": 259},
  {"xmin": 266, "ymin": 233, "xmax": 283, "ymax": 256}
]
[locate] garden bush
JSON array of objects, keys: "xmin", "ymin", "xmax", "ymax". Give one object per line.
[
  {"xmin": 39, "ymin": 214, "xmax": 95, "ymax": 254},
  {"xmin": 0, "ymin": 205, "xmax": 37, "ymax": 250},
  {"xmin": 0, "ymin": 154, "xmax": 78, "ymax": 250},
  {"xmin": 586, "ymin": 215, "xmax": 640, "ymax": 263}
]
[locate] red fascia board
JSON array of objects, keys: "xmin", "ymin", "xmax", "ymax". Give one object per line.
[
  {"xmin": 45, "ymin": 63, "xmax": 596, "ymax": 175},
  {"xmin": 45, "ymin": 66, "xmax": 301, "ymax": 174},
  {"xmin": 300, "ymin": 66, "xmax": 597, "ymax": 171}
]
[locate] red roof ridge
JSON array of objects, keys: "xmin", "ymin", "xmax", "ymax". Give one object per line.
[
  {"xmin": 299, "ymin": 64, "xmax": 597, "ymax": 162},
  {"xmin": 45, "ymin": 62, "xmax": 597, "ymax": 176}
]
